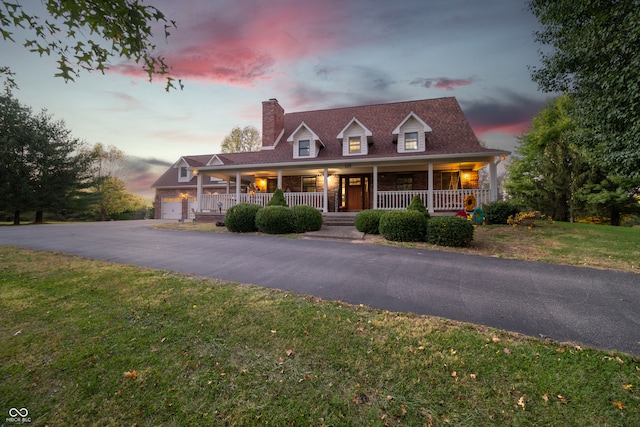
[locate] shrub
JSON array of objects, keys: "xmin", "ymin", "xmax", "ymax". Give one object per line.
[
  {"xmin": 291, "ymin": 205, "xmax": 323, "ymax": 233},
  {"xmin": 379, "ymin": 210, "xmax": 427, "ymax": 242},
  {"xmin": 267, "ymin": 188, "xmax": 288, "ymax": 207},
  {"xmin": 428, "ymin": 216, "xmax": 474, "ymax": 247},
  {"xmin": 482, "ymin": 200, "xmax": 521, "ymax": 224},
  {"xmin": 255, "ymin": 206, "xmax": 295, "ymax": 234},
  {"xmin": 355, "ymin": 209, "xmax": 386, "ymax": 234},
  {"xmin": 224, "ymin": 203, "xmax": 262, "ymax": 232},
  {"xmin": 407, "ymin": 195, "xmax": 430, "ymax": 219}
]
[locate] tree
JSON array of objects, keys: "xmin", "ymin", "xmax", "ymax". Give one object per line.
[
  {"xmin": 0, "ymin": 94, "xmax": 90, "ymax": 224},
  {"xmin": 528, "ymin": 0, "xmax": 640, "ymax": 179},
  {"xmin": 0, "ymin": 0, "xmax": 179, "ymax": 90},
  {"xmin": 505, "ymin": 95, "xmax": 584, "ymax": 221},
  {"xmin": 80, "ymin": 143, "xmax": 148, "ymax": 220},
  {"xmin": 220, "ymin": 126, "xmax": 261, "ymax": 153},
  {"xmin": 574, "ymin": 173, "xmax": 640, "ymax": 226}
]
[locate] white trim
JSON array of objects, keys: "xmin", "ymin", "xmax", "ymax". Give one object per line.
[
  {"xmin": 392, "ymin": 111, "xmax": 432, "ymax": 134},
  {"xmin": 286, "ymin": 122, "xmax": 324, "ymax": 146},
  {"xmin": 206, "ymin": 155, "xmax": 224, "ymax": 166},
  {"xmin": 336, "ymin": 117, "xmax": 372, "ymax": 139}
]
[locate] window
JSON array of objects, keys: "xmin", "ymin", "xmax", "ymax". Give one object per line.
[
  {"xmin": 299, "ymin": 140, "xmax": 310, "ymax": 156},
  {"xmin": 302, "ymin": 176, "xmax": 316, "ymax": 192},
  {"xmin": 349, "ymin": 136, "xmax": 361, "ymax": 153},
  {"xmin": 442, "ymin": 172, "xmax": 460, "ymax": 190},
  {"xmin": 404, "ymin": 132, "xmax": 418, "ymax": 150},
  {"xmin": 180, "ymin": 166, "xmax": 188, "ymax": 178},
  {"xmin": 397, "ymin": 174, "xmax": 413, "ymax": 191}
]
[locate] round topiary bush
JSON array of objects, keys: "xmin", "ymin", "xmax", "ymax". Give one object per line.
[
  {"xmin": 407, "ymin": 195, "xmax": 430, "ymax": 219},
  {"xmin": 355, "ymin": 209, "xmax": 386, "ymax": 234},
  {"xmin": 427, "ymin": 216, "xmax": 474, "ymax": 247},
  {"xmin": 291, "ymin": 205, "xmax": 323, "ymax": 233},
  {"xmin": 379, "ymin": 210, "xmax": 427, "ymax": 242},
  {"xmin": 224, "ymin": 203, "xmax": 262, "ymax": 232},
  {"xmin": 267, "ymin": 188, "xmax": 288, "ymax": 207},
  {"xmin": 255, "ymin": 205, "xmax": 295, "ymax": 234},
  {"xmin": 482, "ymin": 199, "xmax": 520, "ymax": 224}
]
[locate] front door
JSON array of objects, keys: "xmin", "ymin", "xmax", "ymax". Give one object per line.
[{"xmin": 342, "ymin": 175, "xmax": 369, "ymax": 211}]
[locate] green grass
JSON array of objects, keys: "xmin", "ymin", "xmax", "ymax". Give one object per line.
[{"xmin": 1, "ymin": 247, "xmax": 638, "ymax": 426}]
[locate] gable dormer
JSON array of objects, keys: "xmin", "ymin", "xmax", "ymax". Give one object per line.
[
  {"xmin": 337, "ymin": 117, "xmax": 372, "ymax": 156},
  {"xmin": 206, "ymin": 154, "xmax": 225, "ymax": 166},
  {"xmin": 287, "ymin": 122, "xmax": 324, "ymax": 159},
  {"xmin": 392, "ymin": 112, "xmax": 432, "ymax": 153},
  {"xmin": 176, "ymin": 158, "xmax": 193, "ymax": 183}
]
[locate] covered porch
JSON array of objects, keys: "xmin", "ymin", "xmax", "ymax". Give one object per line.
[{"xmin": 191, "ymin": 154, "xmax": 504, "ymax": 215}]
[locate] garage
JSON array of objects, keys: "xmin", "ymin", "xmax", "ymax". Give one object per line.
[{"xmin": 161, "ymin": 197, "xmax": 182, "ymax": 219}]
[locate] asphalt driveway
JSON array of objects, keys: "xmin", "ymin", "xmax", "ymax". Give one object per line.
[{"xmin": 1, "ymin": 220, "xmax": 639, "ymax": 356}]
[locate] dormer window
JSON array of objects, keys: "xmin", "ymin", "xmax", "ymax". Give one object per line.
[
  {"xmin": 337, "ymin": 117, "xmax": 372, "ymax": 156},
  {"xmin": 392, "ymin": 111, "xmax": 432, "ymax": 154},
  {"xmin": 288, "ymin": 122, "xmax": 324, "ymax": 159},
  {"xmin": 299, "ymin": 140, "xmax": 310, "ymax": 156},
  {"xmin": 404, "ymin": 132, "xmax": 418, "ymax": 151},
  {"xmin": 349, "ymin": 136, "xmax": 361, "ymax": 153},
  {"xmin": 180, "ymin": 166, "xmax": 188, "ymax": 178}
]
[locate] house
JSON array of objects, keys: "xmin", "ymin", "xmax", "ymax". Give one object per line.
[{"xmin": 152, "ymin": 97, "xmax": 509, "ymax": 221}]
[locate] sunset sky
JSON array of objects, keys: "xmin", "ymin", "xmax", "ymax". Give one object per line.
[{"xmin": 0, "ymin": 0, "xmax": 553, "ymax": 199}]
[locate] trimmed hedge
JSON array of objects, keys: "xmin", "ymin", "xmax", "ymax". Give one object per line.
[
  {"xmin": 483, "ymin": 200, "xmax": 520, "ymax": 224},
  {"xmin": 428, "ymin": 216, "xmax": 474, "ymax": 247},
  {"xmin": 407, "ymin": 195, "xmax": 430, "ymax": 219},
  {"xmin": 267, "ymin": 188, "xmax": 288, "ymax": 207},
  {"xmin": 379, "ymin": 210, "xmax": 427, "ymax": 242},
  {"xmin": 291, "ymin": 205, "xmax": 323, "ymax": 233},
  {"xmin": 255, "ymin": 206, "xmax": 295, "ymax": 234},
  {"xmin": 355, "ymin": 209, "xmax": 386, "ymax": 234},
  {"xmin": 224, "ymin": 203, "xmax": 262, "ymax": 232}
]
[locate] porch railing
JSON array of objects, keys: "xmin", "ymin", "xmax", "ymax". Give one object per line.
[
  {"xmin": 377, "ymin": 189, "xmax": 491, "ymax": 211},
  {"xmin": 199, "ymin": 189, "xmax": 490, "ymax": 213},
  {"xmin": 199, "ymin": 192, "xmax": 325, "ymax": 212}
]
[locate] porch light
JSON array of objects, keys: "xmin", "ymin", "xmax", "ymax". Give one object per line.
[
  {"xmin": 181, "ymin": 193, "xmax": 189, "ymax": 199},
  {"xmin": 192, "ymin": 169, "xmax": 199, "ymax": 175}
]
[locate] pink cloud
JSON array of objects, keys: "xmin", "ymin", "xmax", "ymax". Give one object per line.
[
  {"xmin": 112, "ymin": 0, "xmax": 346, "ymax": 86},
  {"xmin": 410, "ymin": 77, "xmax": 475, "ymax": 90}
]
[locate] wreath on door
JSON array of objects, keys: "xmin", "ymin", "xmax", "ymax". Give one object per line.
[{"xmin": 464, "ymin": 194, "xmax": 476, "ymax": 211}]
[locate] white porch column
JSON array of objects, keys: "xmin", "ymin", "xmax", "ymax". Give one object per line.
[
  {"xmin": 489, "ymin": 158, "xmax": 498, "ymax": 202},
  {"xmin": 323, "ymin": 168, "xmax": 329, "ymax": 213},
  {"xmin": 196, "ymin": 172, "xmax": 203, "ymax": 212},
  {"xmin": 235, "ymin": 172, "xmax": 241, "ymax": 204},
  {"xmin": 225, "ymin": 178, "xmax": 230, "ymax": 194},
  {"xmin": 427, "ymin": 163, "xmax": 434, "ymax": 213},
  {"xmin": 277, "ymin": 170, "xmax": 282, "ymax": 189},
  {"xmin": 372, "ymin": 165, "xmax": 378, "ymax": 209}
]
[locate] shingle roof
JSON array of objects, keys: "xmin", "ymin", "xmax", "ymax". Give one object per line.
[{"xmin": 153, "ymin": 97, "xmax": 507, "ymax": 188}]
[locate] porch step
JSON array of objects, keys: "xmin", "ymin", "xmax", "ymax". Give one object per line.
[{"xmin": 322, "ymin": 212, "xmax": 358, "ymax": 227}]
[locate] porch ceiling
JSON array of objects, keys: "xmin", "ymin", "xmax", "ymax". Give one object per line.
[{"xmin": 202, "ymin": 159, "xmax": 491, "ymax": 180}]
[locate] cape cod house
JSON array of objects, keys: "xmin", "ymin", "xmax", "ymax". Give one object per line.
[{"xmin": 152, "ymin": 97, "xmax": 509, "ymax": 221}]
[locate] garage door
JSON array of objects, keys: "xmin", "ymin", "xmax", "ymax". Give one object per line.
[{"xmin": 161, "ymin": 197, "xmax": 182, "ymax": 219}]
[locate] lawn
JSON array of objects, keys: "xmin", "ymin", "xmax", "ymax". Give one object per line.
[{"xmin": 1, "ymin": 247, "xmax": 638, "ymax": 426}]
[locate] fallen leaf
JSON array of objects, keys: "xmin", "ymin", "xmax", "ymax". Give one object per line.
[
  {"xmin": 161, "ymin": 337, "xmax": 167, "ymax": 343},
  {"xmin": 622, "ymin": 384, "xmax": 633, "ymax": 390},
  {"xmin": 124, "ymin": 370, "xmax": 137, "ymax": 379},
  {"xmin": 451, "ymin": 371, "xmax": 457, "ymax": 377},
  {"xmin": 271, "ymin": 330, "xmax": 277, "ymax": 334},
  {"xmin": 286, "ymin": 349, "xmax": 293, "ymax": 357},
  {"xmin": 503, "ymin": 348, "xmax": 511, "ymax": 354},
  {"xmin": 492, "ymin": 336, "xmax": 501, "ymax": 343},
  {"xmin": 386, "ymin": 395, "xmax": 394, "ymax": 401},
  {"xmin": 400, "ymin": 404, "xmax": 407, "ymax": 415},
  {"xmin": 542, "ymin": 394, "xmax": 549, "ymax": 402},
  {"xmin": 612, "ymin": 401, "xmax": 624, "ymax": 410},
  {"xmin": 518, "ymin": 396, "xmax": 525, "ymax": 410},
  {"xmin": 557, "ymin": 394, "xmax": 567, "ymax": 404},
  {"xmin": 469, "ymin": 374, "xmax": 477, "ymax": 379}
]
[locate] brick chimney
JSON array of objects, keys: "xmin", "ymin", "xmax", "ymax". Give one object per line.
[{"xmin": 262, "ymin": 98, "xmax": 284, "ymax": 148}]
